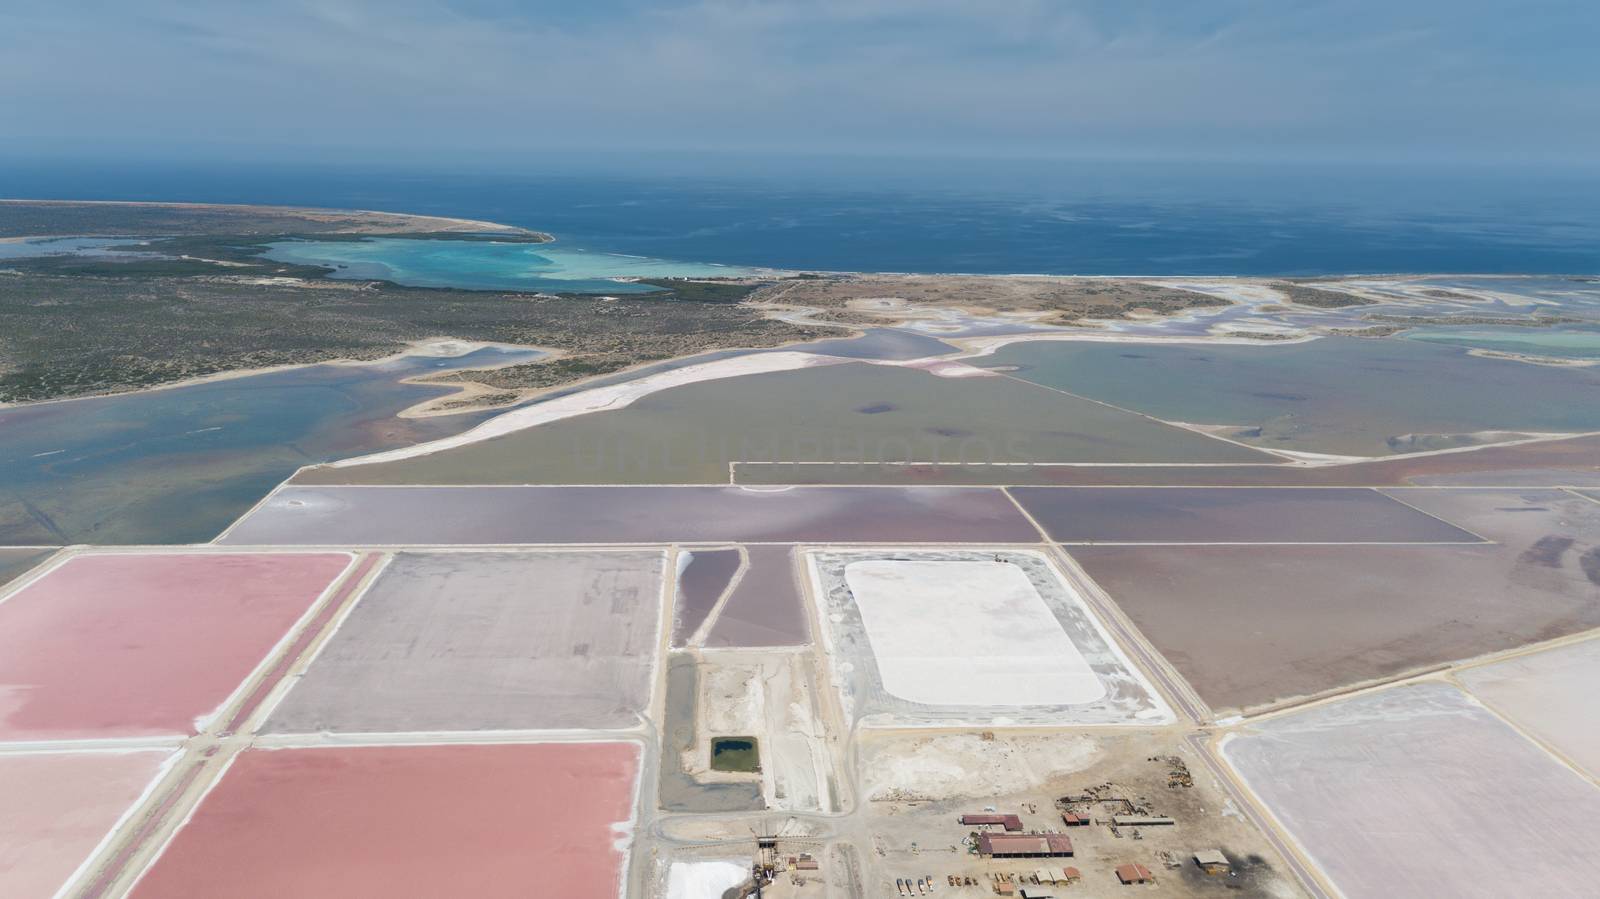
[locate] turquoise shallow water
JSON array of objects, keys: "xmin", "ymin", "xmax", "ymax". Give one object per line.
[
  {"xmin": 261, "ymin": 237, "xmax": 751, "ymax": 292},
  {"xmin": 1401, "ymin": 325, "xmax": 1600, "ymax": 359}
]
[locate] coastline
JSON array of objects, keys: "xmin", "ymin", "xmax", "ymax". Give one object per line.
[
  {"xmin": 0, "ymin": 338, "xmax": 554, "ymax": 415},
  {"xmin": 0, "ymin": 198, "xmax": 551, "ymax": 241},
  {"xmin": 7, "ymin": 198, "xmax": 1595, "ymax": 436}
]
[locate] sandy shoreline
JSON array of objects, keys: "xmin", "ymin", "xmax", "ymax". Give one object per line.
[
  {"xmin": 0, "ymin": 338, "xmax": 551, "ymax": 414},
  {"xmin": 0, "ymin": 198, "xmax": 548, "ymax": 240}
]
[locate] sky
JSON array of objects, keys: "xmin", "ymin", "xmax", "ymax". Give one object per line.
[{"xmin": 3, "ymin": 0, "xmax": 1598, "ymax": 167}]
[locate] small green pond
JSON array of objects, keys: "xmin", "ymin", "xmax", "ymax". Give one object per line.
[{"xmin": 711, "ymin": 737, "xmax": 761, "ymax": 773}]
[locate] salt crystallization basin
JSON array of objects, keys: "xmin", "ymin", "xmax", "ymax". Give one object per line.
[
  {"xmin": 127, "ymin": 742, "xmax": 641, "ymax": 899},
  {"xmin": 808, "ymin": 549, "xmax": 1170, "ymax": 727},
  {"xmin": 843, "ymin": 560, "xmax": 1103, "ymax": 706}
]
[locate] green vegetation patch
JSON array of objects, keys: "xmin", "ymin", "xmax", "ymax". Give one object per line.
[
  {"xmin": 636, "ymin": 278, "xmax": 766, "ymax": 304},
  {"xmin": 1272, "ymin": 281, "xmax": 1374, "ymax": 308}
]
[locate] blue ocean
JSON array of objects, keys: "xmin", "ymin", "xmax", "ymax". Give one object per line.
[{"xmin": 4, "ymin": 155, "xmax": 1598, "ymax": 275}]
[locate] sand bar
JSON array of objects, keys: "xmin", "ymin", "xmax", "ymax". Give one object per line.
[{"xmin": 326, "ymin": 351, "xmax": 844, "ymax": 468}]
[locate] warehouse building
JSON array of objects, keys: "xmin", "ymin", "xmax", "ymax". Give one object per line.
[
  {"xmin": 1116, "ymin": 863, "xmax": 1153, "ymax": 885},
  {"xmin": 977, "ymin": 833, "xmax": 1075, "ymax": 858},
  {"xmin": 961, "ymin": 813, "xmax": 1024, "ymax": 831}
]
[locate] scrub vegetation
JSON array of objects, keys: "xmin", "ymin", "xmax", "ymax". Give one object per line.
[
  {"xmin": 1270, "ymin": 280, "xmax": 1375, "ymax": 307},
  {"xmin": 0, "ymin": 270, "xmax": 836, "ymax": 403},
  {"xmin": 0, "ymin": 202, "xmax": 837, "ymax": 403},
  {"xmin": 751, "ymin": 272, "xmax": 1231, "ymax": 322}
]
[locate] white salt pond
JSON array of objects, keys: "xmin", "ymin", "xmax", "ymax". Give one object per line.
[
  {"xmin": 1222, "ymin": 681, "xmax": 1600, "ymax": 898},
  {"xmin": 843, "ymin": 560, "xmax": 1104, "ymax": 706},
  {"xmin": 808, "ymin": 550, "xmax": 1171, "ymax": 727},
  {"xmin": 1457, "ymin": 636, "xmax": 1600, "ymax": 778}
]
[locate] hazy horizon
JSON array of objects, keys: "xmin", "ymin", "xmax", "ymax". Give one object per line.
[{"xmin": 5, "ymin": 1, "xmax": 1598, "ymax": 168}]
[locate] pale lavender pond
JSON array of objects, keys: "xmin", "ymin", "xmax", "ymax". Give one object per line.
[{"xmin": 219, "ymin": 485, "xmax": 1040, "ymax": 546}]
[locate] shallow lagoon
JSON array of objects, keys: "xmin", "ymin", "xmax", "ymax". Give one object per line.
[
  {"xmin": 0, "ymin": 346, "xmax": 538, "ymax": 545},
  {"xmin": 990, "ymin": 336, "xmax": 1600, "ymax": 456},
  {"xmin": 1401, "ymin": 323, "xmax": 1600, "ymax": 359},
  {"xmin": 261, "ymin": 237, "xmax": 751, "ymax": 293},
  {"xmin": 0, "ymin": 236, "xmax": 156, "ymax": 259},
  {"xmin": 301, "ymin": 361, "xmax": 1271, "ymax": 485}
]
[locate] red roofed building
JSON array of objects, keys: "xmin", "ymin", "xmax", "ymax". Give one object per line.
[
  {"xmin": 961, "ymin": 814, "xmax": 1024, "ymax": 831},
  {"xmin": 977, "ymin": 833, "xmax": 1074, "ymax": 858},
  {"xmin": 1116, "ymin": 863, "xmax": 1153, "ymax": 884}
]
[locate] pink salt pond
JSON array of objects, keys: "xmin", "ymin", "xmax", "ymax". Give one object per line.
[
  {"xmin": 0, "ymin": 749, "xmax": 174, "ymax": 898},
  {"xmin": 0, "ymin": 552, "xmax": 352, "ymax": 741},
  {"xmin": 130, "ymin": 742, "xmax": 640, "ymax": 899}
]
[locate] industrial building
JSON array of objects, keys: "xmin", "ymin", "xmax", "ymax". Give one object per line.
[
  {"xmin": 961, "ymin": 813, "xmax": 1024, "ymax": 831},
  {"xmin": 1116, "ymin": 863, "xmax": 1154, "ymax": 885},
  {"xmin": 976, "ymin": 833, "xmax": 1075, "ymax": 858}
]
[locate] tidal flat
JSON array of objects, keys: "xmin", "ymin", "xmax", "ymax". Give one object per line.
[
  {"xmin": 989, "ymin": 336, "xmax": 1600, "ymax": 457},
  {"xmin": 0, "ymin": 346, "xmax": 535, "ymax": 545}
]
